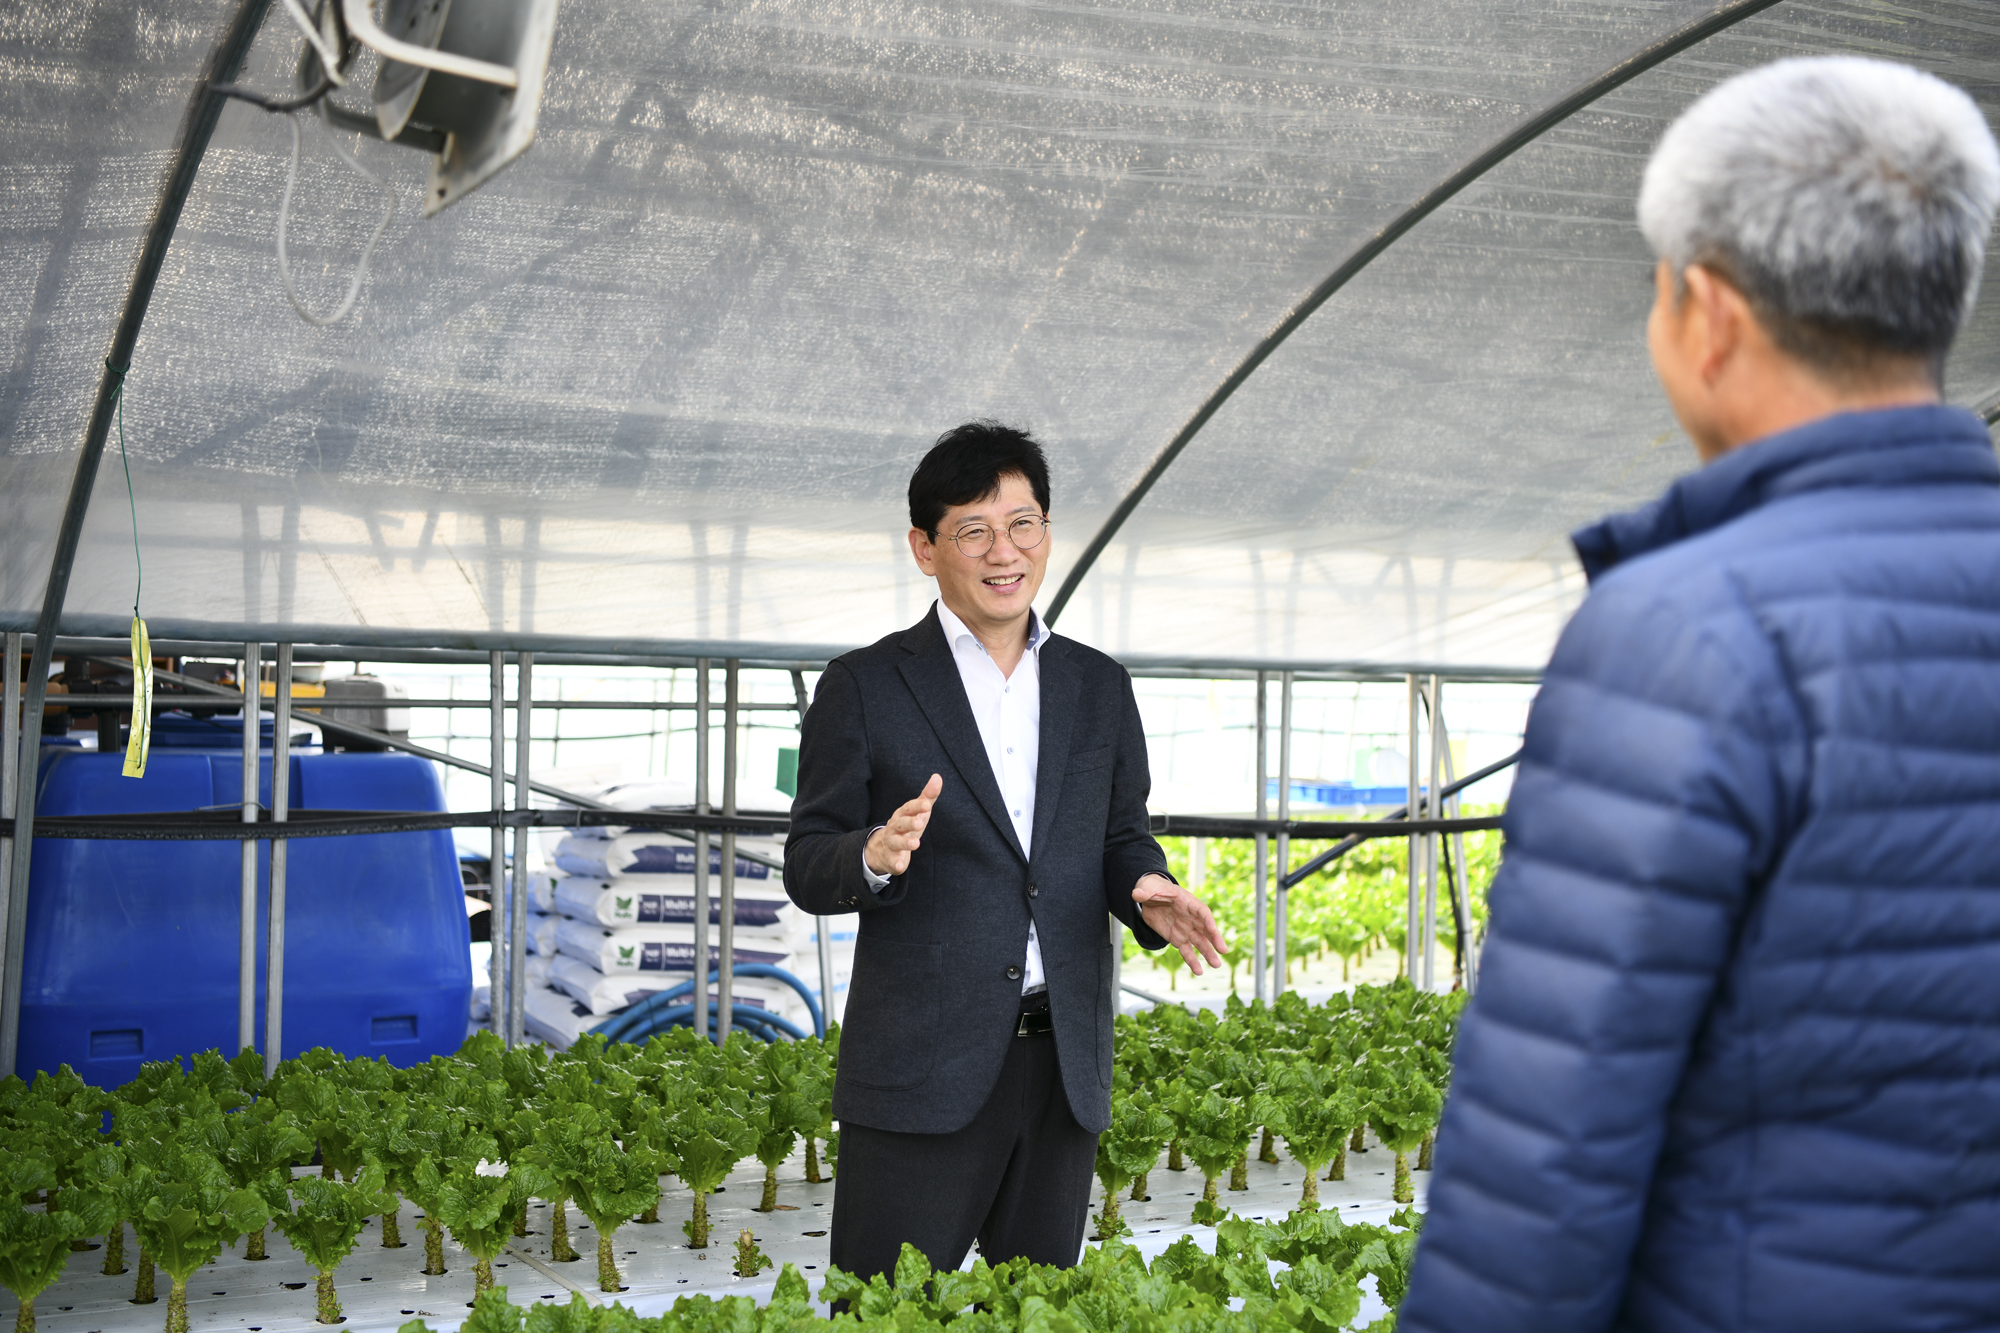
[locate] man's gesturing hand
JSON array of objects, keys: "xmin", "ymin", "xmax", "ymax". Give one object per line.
[
  {"xmin": 1133, "ymin": 873, "xmax": 1229, "ymax": 975},
  {"xmin": 865, "ymin": 773, "xmax": 943, "ymax": 878}
]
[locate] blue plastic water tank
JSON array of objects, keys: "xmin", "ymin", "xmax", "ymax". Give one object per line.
[{"xmin": 20, "ymin": 713, "xmax": 471, "ymax": 1086}]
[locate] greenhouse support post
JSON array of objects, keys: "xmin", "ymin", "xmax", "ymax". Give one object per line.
[
  {"xmin": 238, "ymin": 642, "xmax": 260, "ymax": 1056},
  {"xmin": 0, "ymin": 0, "xmax": 276, "ymax": 1077},
  {"xmin": 693, "ymin": 659, "xmax": 710, "ymax": 1042},
  {"xmin": 1274, "ymin": 671, "xmax": 1292, "ymax": 999},
  {"xmin": 1252, "ymin": 671, "xmax": 1268, "ymax": 1004},
  {"xmin": 489, "ymin": 651, "xmax": 506, "ymax": 1041},
  {"xmin": 0, "ymin": 634, "xmax": 16, "ymax": 1008},
  {"xmin": 815, "ymin": 927, "xmax": 836, "ymax": 1026},
  {"xmin": 510, "ymin": 652, "xmax": 533, "ymax": 1046},
  {"xmin": 795, "ymin": 670, "xmax": 836, "ymax": 1020},
  {"xmin": 264, "ymin": 644, "xmax": 292, "ymax": 1079},
  {"xmin": 1438, "ymin": 712, "xmax": 1477, "ymax": 994},
  {"xmin": 1406, "ymin": 674, "xmax": 1421, "ymax": 986},
  {"xmin": 1424, "ymin": 676, "xmax": 1445, "ymax": 992},
  {"xmin": 718, "ymin": 660, "xmax": 739, "ymax": 1036}
]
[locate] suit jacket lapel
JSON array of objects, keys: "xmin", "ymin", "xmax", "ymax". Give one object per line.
[
  {"xmin": 898, "ymin": 609, "xmax": 1026, "ymax": 863},
  {"xmin": 1030, "ymin": 634, "xmax": 1078, "ymax": 868}
]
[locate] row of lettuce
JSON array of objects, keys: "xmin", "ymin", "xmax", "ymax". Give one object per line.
[
  {"xmin": 1140, "ymin": 830, "xmax": 1500, "ymax": 994},
  {"xmin": 414, "ymin": 1205, "xmax": 1421, "ymax": 1333},
  {"xmin": 1095, "ymin": 984, "xmax": 1456, "ymax": 1238},
  {"xmin": 0, "ymin": 982, "xmax": 1459, "ymax": 1333}
]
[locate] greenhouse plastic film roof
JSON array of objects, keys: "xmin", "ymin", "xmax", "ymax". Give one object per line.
[{"xmin": 3, "ymin": 0, "xmax": 1999, "ymax": 673}]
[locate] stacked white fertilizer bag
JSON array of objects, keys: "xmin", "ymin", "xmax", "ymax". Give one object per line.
[
  {"xmin": 520, "ymin": 778, "xmax": 855, "ymax": 1048},
  {"xmin": 522, "ymin": 871, "xmax": 563, "ymax": 959},
  {"xmin": 473, "ymin": 876, "xmax": 560, "ymax": 1027}
]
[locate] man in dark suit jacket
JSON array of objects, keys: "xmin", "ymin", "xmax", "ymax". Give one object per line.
[{"xmin": 784, "ymin": 421, "xmax": 1226, "ymax": 1283}]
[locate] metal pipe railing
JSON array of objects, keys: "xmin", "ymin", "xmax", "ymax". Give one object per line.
[
  {"xmin": 238, "ymin": 642, "xmax": 259, "ymax": 1056},
  {"xmin": 36, "ymin": 694, "xmax": 802, "ymax": 712},
  {"xmin": 718, "ymin": 660, "xmax": 739, "ymax": 1039},
  {"xmin": 82, "ymin": 658, "xmax": 787, "ymax": 872},
  {"xmin": 1274, "ymin": 670, "xmax": 1292, "ymax": 999},
  {"xmin": 693, "ymin": 659, "xmax": 710, "ymax": 1042},
  {"xmin": 509, "ymin": 653, "xmax": 533, "ymax": 1047},
  {"xmin": 488, "ymin": 651, "xmax": 506, "ymax": 1042},
  {"xmin": 263, "ymin": 644, "xmax": 292, "ymax": 1079},
  {"xmin": 0, "ymin": 632, "xmax": 17, "ymax": 1040},
  {"xmin": 1405, "ymin": 674, "xmax": 1421, "ymax": 986},
  {"xmin": 1252, "ymin": 671, "xmax": 1267, "ymax": 1004},
  {"xmin": 1276, "ymin": 748, "xmax": 1521, "ymax": 890}
]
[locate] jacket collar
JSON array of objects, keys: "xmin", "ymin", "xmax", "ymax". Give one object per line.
[
  {"xmin": 933, "ymin": 599, "xmax": 1049, "ymax": 662},
  {"xmin": 1571, "ymin": 404, "xmax": 1998, "ymax": 583}
]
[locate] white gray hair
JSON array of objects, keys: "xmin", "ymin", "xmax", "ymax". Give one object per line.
[{"xmin": 1638, "ymin": 56, "xmax": 2000, "ymax": 371}]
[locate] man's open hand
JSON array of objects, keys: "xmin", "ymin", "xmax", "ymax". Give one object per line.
[
  {"xmin": 1133, "ymin": 873, "xmax": 1228, "ymax": 974},
  {"xmin": 865, "ymin": 773, "xmax": 943, "ymax": 878}
]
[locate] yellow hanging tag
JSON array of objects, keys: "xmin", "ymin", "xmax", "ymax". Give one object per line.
[{"xmin": 122, "ymin": 615, "xmax": 152, "ymax": 778}]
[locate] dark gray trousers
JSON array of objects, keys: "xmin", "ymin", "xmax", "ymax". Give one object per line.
[{"xmin": 829, "ymin": 1028, "xmax": 1098, "ymax": 1282}]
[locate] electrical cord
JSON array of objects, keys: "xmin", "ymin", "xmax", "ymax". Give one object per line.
[
  {"xmin": 212, "ymin": 72, "xmax": 335, "ymax": 113},
  {"xmin": 278, "ymin": 0, "xmax": 347, "ymax": 84},
  {"xmin": 105, "ymin": 359, "xmax": 142, "ymax": 616},
  {"xmin": 276, "ymin": 106, "xmax": 397, "ymax": 326},
  {"xmin": 213, "ymin": 0, "xmax": 347, "ymax": 112}
]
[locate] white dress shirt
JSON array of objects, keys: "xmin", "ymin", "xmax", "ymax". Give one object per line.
[{"xmin": 862, "ymin": 600, "xmax": 1048, "ymax": 994}]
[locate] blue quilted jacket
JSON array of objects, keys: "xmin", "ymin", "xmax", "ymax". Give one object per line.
[{"xmin": 1400, "ymin": 405, "xmax": 2000, "ymax": 1333}]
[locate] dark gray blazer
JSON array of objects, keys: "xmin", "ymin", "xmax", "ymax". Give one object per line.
[{"xmin": 783, "ymin": 607, "xmax": 1169, "ymax": 1135}]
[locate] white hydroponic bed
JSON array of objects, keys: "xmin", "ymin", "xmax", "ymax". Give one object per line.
[{"xmin": 2, "ymin": 1139, "xmax": 1426, "ymax": 1333}]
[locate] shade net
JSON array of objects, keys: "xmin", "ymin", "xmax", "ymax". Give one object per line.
[{"xmin": 3, "ymin": 0, "xmax": 1997, "ymax": 671}]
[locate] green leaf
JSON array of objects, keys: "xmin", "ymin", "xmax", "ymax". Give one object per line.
[
  {"xmin": 128, "ymin": 1146, "xmax": 269, "ymax": 1283},
  {"xmin": 663, "ymin": 1097, "xmax": 758, "ymax": 1195},
  {"xmin": 461, "ymin": 1284, "xmax": 527, "ymax": 1333},
  {"xmin": 269, "ymin": 1162, "xmax": 392, "ymax": 1275},
  {"xmin": 432, "ymin": 1163, "xmax": 518, "ymax": 1265},
  {"xmin": 523, "ymin": 1292, "xmax": 599, "ymax": 1333},
  {"xmin": 891, "ymin": 1241, "xmax": 932, "ymax": 1300},
  {"xmin": 0, "ymin": 1149, "xmax": 110, "ymax": 1306}
]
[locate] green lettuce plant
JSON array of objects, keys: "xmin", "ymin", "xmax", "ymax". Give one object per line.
[
  {"xmin": 0, "ymin": 1145, "xmax": 113, "ymax": 1333},
  {"xmin": 125, "ymin": 1146, "xmax": 269, "ymax": 1333},
  {"xmin": 1164, "ymin": 1080, "xmax": 1252, "ymax": 1220},
  {"xmin": 432, "ymin": 1158, "xmax": 524, "ymax": 1299},
  {"xmin": 527, "ymin": 1110, "xmax": 659, "ymax": 1292},
  {"xmin": 401, "ymin": 1105, "xmax": 495, "ymax": 1277},
  {"xmin": 1364, "ymin": 1059, "xmax": 1443, "ymax": 1205},
  {"xmin": 732, "ymin": 1228, "xmax": 771, "ymax": 1280},
  {"xmin": 269, "ymin": 1162, "xmax": 396, "ymax": 1323},
  {"xmin": 273, "ymin": 1071, "xmax": 371, "ymax": 1183},
  {"xmin": 1091, "ymin": 1095, "xmax": 1172, "ymax": 1237},
  {"xmin": 1260, "ymin": 1060, "xmax": 1363, "ymax": 1211},
  {"xmin": 664, "ymin": 1091, "xmax": 757, "ymax": 1248},
  {"xmin": 218, "ymin": 1108, "xmax": 311, "ymax": 1261}
]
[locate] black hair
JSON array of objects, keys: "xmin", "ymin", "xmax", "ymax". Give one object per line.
[{"xmin": 907, "ymin": 420, "xmax": 1052, "ymax": 537}]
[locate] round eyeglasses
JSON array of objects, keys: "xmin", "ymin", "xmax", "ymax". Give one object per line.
[{"xmin": 946, "ymin": 514, "xmax": 1050, "ymax": 558}]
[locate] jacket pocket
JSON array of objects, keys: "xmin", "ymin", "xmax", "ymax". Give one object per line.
[
  {"xmin": 840, "ymin": 935, "xmax": 942, "ymax": 1090},
  {"xmin": 1068, "ymin": 745, "xmax": 1113, "ymax": 774}
]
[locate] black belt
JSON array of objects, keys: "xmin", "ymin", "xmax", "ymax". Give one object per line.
[{"xmin": 1016, "ymin": 991, "xmax": 1052, "ymax": 1037}]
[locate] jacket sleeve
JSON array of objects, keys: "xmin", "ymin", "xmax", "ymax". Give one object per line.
[
  {"xmin": 1398, "ymin": 573, "xmax": 1806, "ymax": 1332},
  {"xmin": 1101, "ymin": 667, "xmax": 1170, "ymax": 950},
  {"xmin": 783, "ymin": 661, "xmax": 907, "ymax": 916}
]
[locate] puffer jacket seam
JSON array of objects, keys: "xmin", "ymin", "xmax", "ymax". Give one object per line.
[{"xmin": 1716, "ymin": 564, "xmax": 1815, "ymax": 1332}]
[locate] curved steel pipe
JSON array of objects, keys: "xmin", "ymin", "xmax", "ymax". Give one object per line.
[
  {"xmin": 0, "ymin": 0, "xmax": 279, "ymax": 1076},
  {"xmin": 1044, "ymin": 0, "xmax": 1789, "ymax": 627}
]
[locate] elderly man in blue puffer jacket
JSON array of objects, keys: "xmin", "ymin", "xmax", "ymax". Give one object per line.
[{"xmin": 1399, "ymin": 57, "xmax": 2000, "ymax": 1333}]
